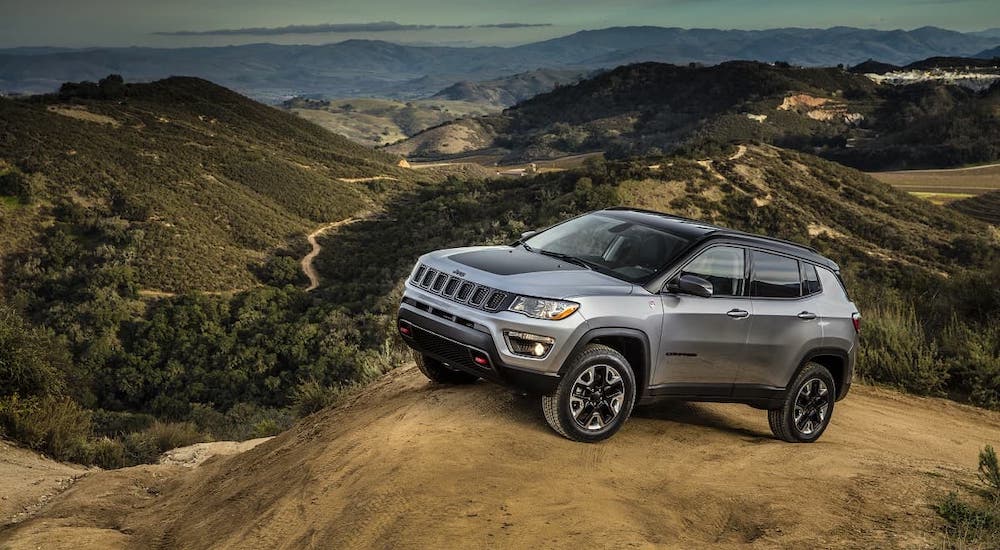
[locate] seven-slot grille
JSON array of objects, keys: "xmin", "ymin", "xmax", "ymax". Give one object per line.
[{"xmin": 410, "ymin": 263, "xmax": 509, "ymax": 312}]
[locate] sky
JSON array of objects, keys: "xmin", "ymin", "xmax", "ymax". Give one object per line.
[{"xmin": 0, "ymin": 0, "xmax": 998, "ymax": 48}]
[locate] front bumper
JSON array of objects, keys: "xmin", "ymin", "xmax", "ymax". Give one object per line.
[{"xmin": 398, "ymin": 284, "xmax": 588, "ymax": 394}]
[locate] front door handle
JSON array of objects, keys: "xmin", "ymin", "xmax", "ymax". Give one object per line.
[
  {"xmin": 797, "ymin": 311, "xmax": 817, "ymax": 320},
  {"xmin": 727, "ymin": 309, "xmax": 750, "ymax": 319}
]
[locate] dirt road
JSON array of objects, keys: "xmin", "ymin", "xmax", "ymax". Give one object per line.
[
  {"xmin": 301, "ymin": 215, "xmax": 367, "ymax": 291},
  {"xmin": 3, "ymin": 366, "xmax": 999, "ymax": 548},
  {"xmin": 0, "ymin": 440, "xmax": 86, "ymax": 527}
]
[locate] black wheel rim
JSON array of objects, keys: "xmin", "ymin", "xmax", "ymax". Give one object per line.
[
  {"xmin": 568, "ymin": 364, "xmax": 626, "ymax": 431},
  {"xmin": 793, "ymin": 378, "xmax": 830, "ymax": 436}
]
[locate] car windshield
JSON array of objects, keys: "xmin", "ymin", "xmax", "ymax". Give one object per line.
[{"xmin": 523, "ymin": 213, "xmax": 691, "ymax": 284}]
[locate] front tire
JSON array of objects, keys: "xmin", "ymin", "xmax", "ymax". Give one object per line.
[
  {"xmin": 768, "ymin": 362, "xmax": 836, "ymax": 443},
  {"xmin": 415, "ymin": 353, "xmax": 479, "ymax": 385},
  {"xmin": 542, "ymin": 344, "xmax": 636, "ymax": 442}
]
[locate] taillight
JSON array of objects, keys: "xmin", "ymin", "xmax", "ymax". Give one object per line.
[{"xmin": 851, "ymin": 312, "xmax": 861, "ymax": 334}]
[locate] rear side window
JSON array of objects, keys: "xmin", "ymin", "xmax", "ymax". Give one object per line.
[
  {"xmin": 750, "ymin": 251, "xmax": 800, "ymax": 298},
  {"xmin": 801, "ymin": 263, "xmax": 822, "ymax": 296},
  {"xmin": 680, "ymin": 246, "xmax": 745, "ymax": 297}
]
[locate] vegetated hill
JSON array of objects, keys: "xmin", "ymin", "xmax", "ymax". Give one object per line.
[
  {"xmin": 851, "ymin": 55, "xmax": 1000, "ymax": 73},
  {"xmin": 1, "ymin": 139, "xmax": 997, "ymax": 490},
  {"xmin": 430, "ymin": 68, "xmax": 592, "ymax": 107},
  {"xmin": 848, "ymin": 59, "xmax": 901, "ymax": 74},
  {"xmin": 0, "ymin": 75, "xmax": 407, "ymax": 293},
  {"xmin": 976, "ymin": 46, "xmax": 1000, "ymax": 58},
  {"xmin": 1, "ymin": 26, "xmax": 997, "ymax": 100},
  {"xmin": 950, "ymin": 190, "xmax": 1000, "ymax": 225},
  {"xmin": 391, "ymin": 61, "xmax": 1000, "ymax": 170},
  {"xmin": 3, "ymin": 365, "xmax": 999, "ymax": 549},
  {"xmin": 282, "ymin": 96, "xmax": 495, "ymax": 147}
]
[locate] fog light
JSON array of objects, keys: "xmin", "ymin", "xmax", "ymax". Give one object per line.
[{"xmin": 505, "ymin": 331, "xmax": 555, "ymax": 358}]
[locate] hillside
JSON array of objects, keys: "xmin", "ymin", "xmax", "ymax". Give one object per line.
[
  {"xmin": 2, "ymin": 366, "xmax": 999, "ymax": 548},
  {"xmin": 282, "ymin": 96, "xmax": 494, "ymax": 147},
  {"xmin": 390, "ymin": 61, "xmax": 1000, "ymax": 170},
  {"xmin": 1, "ymin": 26, "xmax": 997, "ymax": 100},
  {"xmin": 430, "ymin": 68, "xmax": 591, "ymax": 107},
  {"xmin": 951, "ymin": 190, "xmax": 1000, "ymax": 225},
  {"xmin": 0, "ymin": 76, "xmax": 407, "ymax": 292}
]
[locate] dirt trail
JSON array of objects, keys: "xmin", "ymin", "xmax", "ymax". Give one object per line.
[
  {"xmin": 0, "ymin": 440, "xmax": 87, "ymax": 528},
  {"xmin": 301, "ymin": 214, "xmax": 368, "ymax": 291},
  {"xmin": 335, "ymin": 175, "xmax": 399, "ymax": 183},
  {"xmin": 729, "ymin": 144, "xmax": 747, "ymax": 160},
  {"xmin": 3, "ymin": 366, "xmax": 1000, "ymax": 549}
]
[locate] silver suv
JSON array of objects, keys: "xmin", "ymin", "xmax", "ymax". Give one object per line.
[{"xmin": 398, "ymin": 208, "xmax": 860, "ymax": 442}]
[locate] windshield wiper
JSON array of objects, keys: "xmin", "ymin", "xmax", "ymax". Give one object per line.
[{"xmin": 536, "ymin": 249, "xmax": 593, "ymax": 270}]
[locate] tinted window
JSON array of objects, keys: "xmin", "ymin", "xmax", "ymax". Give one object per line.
[
  {"xmin": 801, "ymin": 263, "xmax": 821, "ymax": 295},
  {"xmin": 751, "ymin": 251, "xmax": 800, "ymax": 298},
  {"xmin": 681, "ymin": 246, "xmax": 745, "ymax": 297}
]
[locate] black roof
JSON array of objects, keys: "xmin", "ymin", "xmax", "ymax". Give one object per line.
[{"xmin": 601, "ymin": 207, "xmax": 838, "ymax": 270}]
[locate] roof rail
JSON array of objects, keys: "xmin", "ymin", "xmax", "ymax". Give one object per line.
[{"xmin": 604, "ymin": 206, "xmax": 820, "ymax": 254}]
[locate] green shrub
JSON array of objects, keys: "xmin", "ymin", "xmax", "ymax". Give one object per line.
[
  {"xmin": 857, "ymin": 302, "xmax": 948, "ymax": 395},
  {"xmin": 122, "ymin": 430, "xmax": 160, "ymax": 465},
  {"xmin": 936, "ymin": 446, "xmax": 1000, "ymax": 546},
  {"xmin": 0, "ymin": 395, "xmax": 93, "ymax": 463},
  {"xmin": 292, "ymin": 379, "xmax": 336, "ymax": 417},
  {"xmin": 91, "ymin": 437, "xmax": 127, "ymax": 469},
  {"xmin": 980, "ymin": 445, "xmax": 1000, "ymax": 499},
  {"xmin": 0, "ymin": 304, "xmax": 70, "ymax": 398},
  {"xmin": 145, "ymin": 421, "xmax": 207, "ymax": 454}
]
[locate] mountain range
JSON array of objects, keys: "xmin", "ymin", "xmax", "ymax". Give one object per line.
[
  {"xmin": 1, "ymin": 26, "xmax": 998, "ymax": 102},
  {"xmin": 388, "ymin": 60, "xmax": 1000, "ymax": 170}
]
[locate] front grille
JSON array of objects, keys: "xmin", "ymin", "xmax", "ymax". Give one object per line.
[
  {"xmin": 412, "ymin": 327, "xmax": 478, "ymax": 370},
  {"xmin": 407, "ymin": 262, "xmax": 511, "ymax": 312},
  {"xmin": 470, "ymin": 286, "xmax": 489, "ymax": 306}
]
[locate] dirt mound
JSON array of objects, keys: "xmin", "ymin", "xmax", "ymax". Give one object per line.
[
  {"xmin": 0, "ymin": 440, "xmax": 87, "ymax": 527},
  {"xmin": 3, "ymin": 366, "xmax": 999, "ymax": 548},
  {"xmin": 385, "ymin": 119, "xmax": 496, "ymax": 158}
]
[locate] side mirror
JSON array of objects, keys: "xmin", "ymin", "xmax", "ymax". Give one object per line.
[
  {"xmin": 520, "ymin": 230, "xmax": 537, "ymax": 240},
  {"xmin": 666, "ymin": 274, "xmax": 713, "ymax": 298}
]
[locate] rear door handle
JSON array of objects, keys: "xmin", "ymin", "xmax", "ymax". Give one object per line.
[
  {"xmin": 727, "ymin": 309, "xmax": 750, "ymax": 319},
  {"xmin": 797, "ymin": 311, "xmax": 817, "ymax": 320}
]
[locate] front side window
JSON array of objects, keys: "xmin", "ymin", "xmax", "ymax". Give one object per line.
[
  {"xmin": 750, "ymin": 251, "xmax": 801, "ymax": 298},
  {"xmin": 523, "ymin": 213, "xmax": 691, "ymax": 284},
  {"xmin": 680, "ymin": 246, "xmax": 745, "ymax": 297}
]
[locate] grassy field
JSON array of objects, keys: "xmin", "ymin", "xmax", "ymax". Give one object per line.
[{"xmin": 868, "ymin": 163, "xmax": 1000, "ymax": 202}]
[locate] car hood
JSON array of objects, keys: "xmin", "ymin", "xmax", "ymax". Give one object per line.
[{"xmin": 420, "ymin": 246, "xmax": 635, "ymax": 299}]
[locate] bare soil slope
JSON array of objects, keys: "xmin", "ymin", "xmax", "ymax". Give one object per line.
[{"xmin": 3, "ymin": 366, "xmax": 1000, "ymax": 549}]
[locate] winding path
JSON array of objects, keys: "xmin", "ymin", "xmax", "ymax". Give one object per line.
[{"xmin": 301, "ymin": 214, "xmax": 369, "ymax": 291}]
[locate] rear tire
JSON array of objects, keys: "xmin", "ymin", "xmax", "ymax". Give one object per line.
[
  {"xmin": 542, "ymin": 344, "xmax": 636, "ymax": 442},
  {"xmin": 768, "ymin": 362, "xmax": 835, "ymax": 443},
  {"xmin": 415, "ymin": 353, "xmax": 479, "ymax": 385}
]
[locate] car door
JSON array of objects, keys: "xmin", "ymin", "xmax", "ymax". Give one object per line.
[
  {"xmin": 653, "ymin": 245, "xmax": 752, "ymax": 395},
  {"xmin": 739, "ymin": 250, "xmax": 825, "ymax": 391}
]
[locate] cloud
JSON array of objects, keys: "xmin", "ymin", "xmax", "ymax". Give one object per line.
[{"xmin": 155, "ymin": 21, "xmax": 551, "ymax": 36}]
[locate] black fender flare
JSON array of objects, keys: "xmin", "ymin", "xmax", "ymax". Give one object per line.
[
  {"xmin": 796, "ymin": 347, "xmax": 851, "ymax": 399},
  {"xmin": 559, "ymin": 327, "xmax": 653, "ymax": 394}
]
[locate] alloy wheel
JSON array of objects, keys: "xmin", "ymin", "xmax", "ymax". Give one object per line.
[
  {"xmin": 568, "ymin": 364, "xmax": 626, "ymax": 431},
  {"xmin": 793, "ymin": 378, "xmax": 830, "ymax": 435}
]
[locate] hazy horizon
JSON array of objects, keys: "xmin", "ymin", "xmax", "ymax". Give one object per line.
[{"xmin": 1, "ymin": 0, "xmax": 998, "ymax": 49}]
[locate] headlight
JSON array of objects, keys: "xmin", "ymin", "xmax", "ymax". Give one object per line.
[{"xmin": 508, "ymin": 296, "xmax": 579, "ymax": 320}]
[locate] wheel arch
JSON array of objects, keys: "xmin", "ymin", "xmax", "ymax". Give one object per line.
[
  {"xmin": 798, "ymin": 348, "xmax": 850, "ymax": 400},
  {"xmin": 560, "ymin": 327, "xmax": 651, "ymax": 396}
]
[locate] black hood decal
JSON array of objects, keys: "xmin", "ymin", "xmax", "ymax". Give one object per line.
[{"xmin": 449, "ymin": 247, "xmax": 586, "ymax": 276}]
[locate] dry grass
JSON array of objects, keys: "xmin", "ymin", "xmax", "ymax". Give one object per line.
[{"xmin": 869, "ymin": 164, "xmax": 1000, "ymax": 195}]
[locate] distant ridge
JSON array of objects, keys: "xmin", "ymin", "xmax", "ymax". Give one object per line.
[{"xmin": 0, "ymin": 25, "xmax": 996, "ymax": 101}]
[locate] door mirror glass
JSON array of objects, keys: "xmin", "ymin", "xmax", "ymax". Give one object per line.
[{"xmin": 667, "ymin": 274, "xmax": 714, "ymax": 298}]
